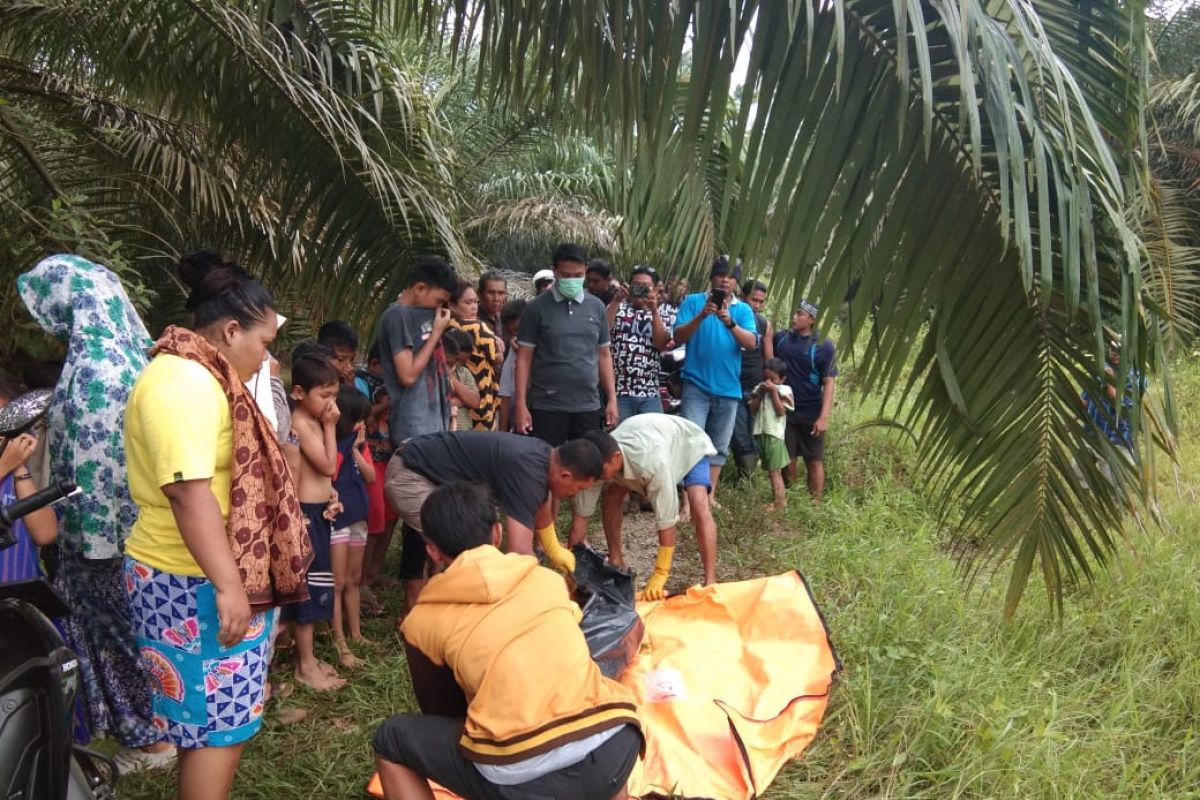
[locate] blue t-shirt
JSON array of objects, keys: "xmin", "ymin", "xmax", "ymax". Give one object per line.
[
  {"xmin": 773, "ymin": 330, "xmax": 838, "ymax": 419},
  {"xmin": 332, "ymin": 434, "xmax": 370, "ymax": 529},
  {"xmin": 674, "ymin": 293, "xmax": 758, "ymax": 400},
  {"xmin": 0, "ymin": 475, "xmax": 42, "ymax": 584}
]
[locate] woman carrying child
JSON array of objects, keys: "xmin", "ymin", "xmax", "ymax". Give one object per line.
[
  {"xmin": 330, "ymin": 385, "xmax": 375, "ymax": 667},
  {"xmin": 122, "ymin": 251, "xmax": 312, "ymax": 799},
  {"xmin": 449, "ymin": 280, "xmax": 502, "ymax": 430},
  {"xmin": 18, "ymin": 254, "xmax": 175, "ymax": 773}
]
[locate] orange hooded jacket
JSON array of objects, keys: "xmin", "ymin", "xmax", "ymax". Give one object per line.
[{"xmin": 400, "ymin": 545, "xmax": 641, "ymax": 764}]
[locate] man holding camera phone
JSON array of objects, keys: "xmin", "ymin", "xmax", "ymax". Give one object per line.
[
  {"xmin": 607, "ymin": 266, "xmax": 670, "ymax": 421},
  {"xmin": 672, "ymin": 256, "xmax": 759, "ymax": 496}
]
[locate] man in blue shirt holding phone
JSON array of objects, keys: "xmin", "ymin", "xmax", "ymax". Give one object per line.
[{"xmin": 672, "ymin": 256, "xmax": 759, "ymax": 497}]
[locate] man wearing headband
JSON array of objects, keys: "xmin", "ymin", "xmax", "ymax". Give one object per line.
[{"xmin": 773, "ymin": 300, "xmax": 837, "ymax": 501}]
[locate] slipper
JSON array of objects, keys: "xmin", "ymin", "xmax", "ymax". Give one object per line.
[
  {"xmin": 266, "ymin": 680, "xmax": 293, "ymax": 704},
  {"xmin": 112, "ymin": 745, "xmax": 177, "ymax": 776}
]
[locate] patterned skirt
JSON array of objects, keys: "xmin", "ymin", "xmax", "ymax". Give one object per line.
[
  {"xmin": 123, "ymin": 558, "xmax": 274, "ymax": 749},
  {"xmin": 52, "ymin": 554, "xmax": 161, "ymax": 748}
]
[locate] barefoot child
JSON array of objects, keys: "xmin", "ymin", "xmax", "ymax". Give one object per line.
[
  {"xmin": 285, "ymin": 348, "xmax": 346, "ymax": 691},
  {"xmin": 330, "ymin": 385, "xmax": 375, "ymax": 667},
  {"xmin": 749, "ymin": 357, "xmax": 794, "ymax": 510}
]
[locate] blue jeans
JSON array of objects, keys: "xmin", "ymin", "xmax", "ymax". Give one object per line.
[
  {"xmin": 617, "ymin": 395, "xmax": 662, "ymax": 423},
  {"xmin": 680, "ymin": 381, "xmax": 739, "ymax": 466},
  {"xmin": 729, "ymin": 397, "xmax": 757, "ymax": 457}
]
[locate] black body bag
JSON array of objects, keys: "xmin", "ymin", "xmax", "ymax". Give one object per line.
[{"xmin": 572, "ymin": 545, "xmax": 645, "ymax": 680}]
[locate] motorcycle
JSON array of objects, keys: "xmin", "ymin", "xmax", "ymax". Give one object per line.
[{"xmin": 0, "ymin": 388, "xmax": 119, "ymax": 800}]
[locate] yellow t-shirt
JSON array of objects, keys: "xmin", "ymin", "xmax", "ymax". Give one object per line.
[{"xmin": 124, "ymin": 354, "xmax": 232, "ymax": 575}]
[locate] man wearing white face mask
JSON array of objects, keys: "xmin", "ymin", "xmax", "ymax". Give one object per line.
[{"xmin": 514, "ymin": 243, "xmax": 618, "ymax": 444}]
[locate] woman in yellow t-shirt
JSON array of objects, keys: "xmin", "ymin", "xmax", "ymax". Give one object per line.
[{"xmin": 123, "ymin": 251, "xmax": 311, "ymax": 800}]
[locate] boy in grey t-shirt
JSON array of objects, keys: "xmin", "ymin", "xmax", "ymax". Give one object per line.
[{"xmin": 376, "ymin": 255, "xmax": 458, "ymax": 605}]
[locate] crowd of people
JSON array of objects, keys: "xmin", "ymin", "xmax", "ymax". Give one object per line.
[{"xmin": 0, "ymin": 245, "xmax": 841, "ymax": 799}]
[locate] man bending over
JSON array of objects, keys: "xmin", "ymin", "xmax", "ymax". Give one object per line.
[
  {"xmin": 567, "ymin": 416, "xmax": 719, "ymax": 599},
  {"xmin": 373, "ymin": 482, "xmax": 643, "ymax": 800},
  {"xmin": 385, "ymin": 431, "xmax": 603, "ymax": 575}
]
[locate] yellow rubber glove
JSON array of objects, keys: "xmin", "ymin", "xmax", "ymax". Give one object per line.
[
  {"xmin": 640, "ymin": 545, "xmax": 675, "ymax": 601},
  {"xmin": 535, "ymin": 524, "xmax": 576, "ymax": 575}
]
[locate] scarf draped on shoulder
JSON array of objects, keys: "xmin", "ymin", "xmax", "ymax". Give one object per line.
[{"xmin": 152, "ymin": 325, "xmax": 312, "ymax": 611}]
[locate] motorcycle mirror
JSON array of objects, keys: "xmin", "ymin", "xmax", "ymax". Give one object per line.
[{"xmin": 0, "ymin": 388, "xmax": 53, "ymax": 437}]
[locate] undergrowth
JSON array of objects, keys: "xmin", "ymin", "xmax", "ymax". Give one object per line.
[{"xmin": 117, "ymin": 360, "xmax": 1200, "ymax": 799}]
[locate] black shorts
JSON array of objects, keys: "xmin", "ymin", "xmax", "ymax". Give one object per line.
[
  {"xmin": 784, "ymin": 417, "xmax": 826, "ymax": 463},
  {"xmin": 281, "ymin": 503, "xmax": 334, "ymax": 624},
  {"xmin": 397, "ymin": 523, "xmax": 428, "ymax": 581},
  {"xmin": 530, "ymin": 408, "xmax": 603, "ymax": 447},
  {"xmin": 374, "ymin": 715, "xmax": 641, "ymax": 800}
]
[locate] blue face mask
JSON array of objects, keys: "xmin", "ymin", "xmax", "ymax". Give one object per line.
[{"xmin": 557, "ymin": 277, "xmax": 584, "ymax": 299}]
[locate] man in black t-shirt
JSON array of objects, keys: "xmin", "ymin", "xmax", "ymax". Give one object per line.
[
  {"xmin": 729, "ymin": 280, "xmax": 773, "ymax": 476},
  {"xmin": 388, "ymin": 431, "xmax": 604, "ymax": 576}
]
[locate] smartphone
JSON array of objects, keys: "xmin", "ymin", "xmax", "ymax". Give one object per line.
[
  {"xmin": 629, "ymin": 284, "xmax": 650, "ymax": 298},
  {"xmin": 709, "ymin": 288, "xmax": 727, "ymax": 307}
]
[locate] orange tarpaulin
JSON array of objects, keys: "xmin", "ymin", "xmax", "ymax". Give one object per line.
[{"xmin": 367, "ymin": 571, "xmax": 838, "ymax": 799}]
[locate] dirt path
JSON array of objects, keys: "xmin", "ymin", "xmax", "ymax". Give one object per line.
[{"xmin": 575, "ymin": 506, "xmax": 751, "ymax": 595}]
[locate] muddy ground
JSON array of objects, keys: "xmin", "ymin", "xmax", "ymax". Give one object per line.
[{"xmin": 572, "ymin": 491, "xmax": 794, "ymax": 596}]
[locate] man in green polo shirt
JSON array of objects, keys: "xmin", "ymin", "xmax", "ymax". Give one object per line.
[{"xmin": 566, "ymin": 415, "xmax": 719, "ymax": 599}]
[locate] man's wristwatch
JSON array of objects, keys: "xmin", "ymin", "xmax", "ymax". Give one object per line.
[{"xmin": 725, "ymin": 319, "xmax": 736, "ymax": 330}]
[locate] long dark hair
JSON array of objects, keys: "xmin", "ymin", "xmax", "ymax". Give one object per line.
[{"xmin": 179, "ymin": 250, "xmax": 275, "ymax": 329}]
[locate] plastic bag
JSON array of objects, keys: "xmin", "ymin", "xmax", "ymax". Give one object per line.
[{"xmin": 572, "ymin": 545, "xmax": 644, "ymax": 680}]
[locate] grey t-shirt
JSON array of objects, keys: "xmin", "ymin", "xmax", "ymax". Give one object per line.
[
  {"xmin": 516, "ymin": 289, "xmax": 610, "ymax": 412},
  {"xmin": 376, "ymin": 303, "xmax": 451, "ymax": 446}
]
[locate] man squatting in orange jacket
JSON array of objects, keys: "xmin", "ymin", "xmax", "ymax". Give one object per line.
[{"xmin": 372, "ymin": 481, "xmax": 643, "ymax": 800}]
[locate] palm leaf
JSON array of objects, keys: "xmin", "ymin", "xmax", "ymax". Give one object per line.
[{"xmin": 382, "ymin": 0, "xmax": 1164, "ymax": 615}]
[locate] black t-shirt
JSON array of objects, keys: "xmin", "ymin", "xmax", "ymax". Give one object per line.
[
  {"xmin": 739, "ymin": 312, "xmax": 770, "ymax": 393},
  {"xmin": 401, "ymin": 432, "xmax": 552, "ymax": 529}
]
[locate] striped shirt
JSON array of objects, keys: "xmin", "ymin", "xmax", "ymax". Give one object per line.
[{"xmin": 0, "ymin": 475, "xmax": 43, "ymax": 584}]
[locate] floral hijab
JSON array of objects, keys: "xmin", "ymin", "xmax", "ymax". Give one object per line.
[{"xmin": 17, "ymin": 255, "xmax": 152, "ymax": 559}]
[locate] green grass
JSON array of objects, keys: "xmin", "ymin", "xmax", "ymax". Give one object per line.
[{"xmin": 119, "ymin": 361, "xmax": 1200, "ymax": 799}]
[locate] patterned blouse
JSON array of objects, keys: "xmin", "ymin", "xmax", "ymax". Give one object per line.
[
  {"xmin": 612, "ymin": 301, "xmax": 662, "ymax": 398},
  {"xmin": 452, "ymin": 318, "xmax": 500, "ymax": 430}
]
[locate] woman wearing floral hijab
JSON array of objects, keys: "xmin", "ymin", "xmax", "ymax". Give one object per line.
[{"xmin": 17, "ymin": 254, "xmax": 175, "ymax": 772}]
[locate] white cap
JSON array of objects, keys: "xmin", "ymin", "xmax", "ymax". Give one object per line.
[{"xmin": 532, "ymin": 269, "xmax": 555, "ymax": 285}]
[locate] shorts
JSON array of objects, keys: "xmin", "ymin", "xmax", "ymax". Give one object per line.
[
  {"xmin": 398, "ymin": 523, "xmax": 428, "ymax": 581},
  {"xmin": 124, "ymin": 558, "xmax": 275, "ymax": 749},
  {"xmin": 374, "ymin": 715, "xmax": 641, "ymax": 800},
  {"xmin": 679, "ymin": 456, "xmax": 712, "ymax": 491},
  {"xmin": 384, "ymin": 454, "xmax": 439, "ymax": 533},
  {"xmin": 281, "ymin": 503, "xmax": 334, "ymax": 624},
  {"xmin": 331, "ymin": 520, "xmax": 369, "ymax": 547},
  {"xmin": 530, "ymin": 407, "xmax": 603, "ymax": 447},
  {"xmin": 785, "ymin": 417, "xmax": 826, "ymax": 463},
  {"xmin": 754, "ymin": 433, "xmax": 790, "ymax": 471}
]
